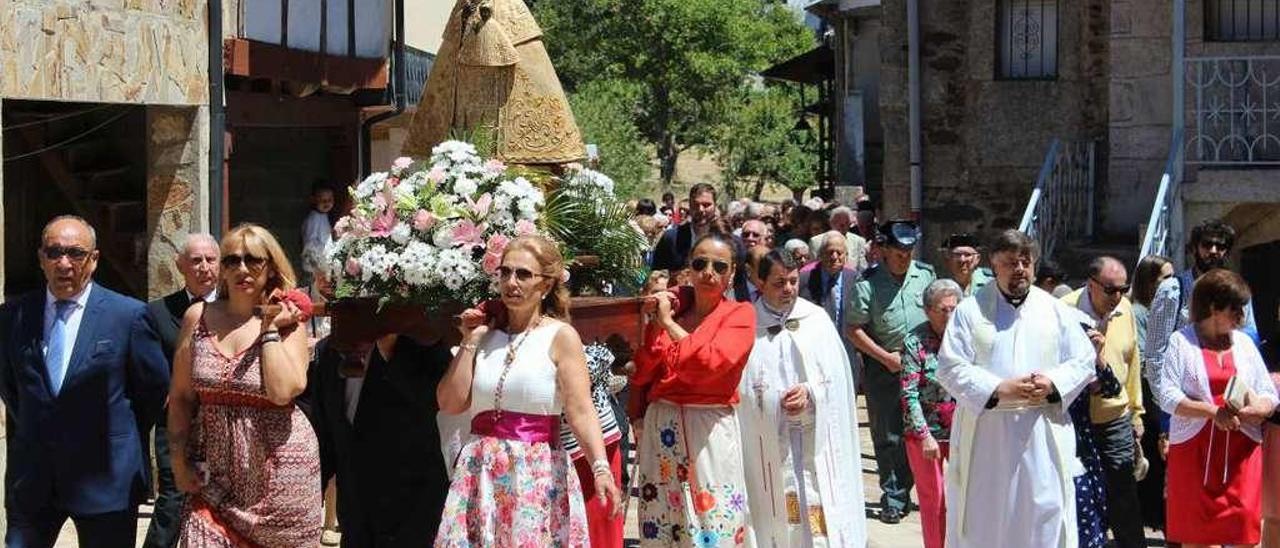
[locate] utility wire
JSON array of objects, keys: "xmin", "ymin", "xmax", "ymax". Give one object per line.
[
  {"xmin": 2, "ymin": 107, "xmax": 135, "ymax": 163},
  {"xmin": 1, "ymin": 104, "xmax": 115, "ymax": 132}
]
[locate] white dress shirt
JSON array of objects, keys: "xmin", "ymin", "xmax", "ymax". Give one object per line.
[{"xmin": 43, "ymin": 283, "xmax": 94, "ymax": 389}]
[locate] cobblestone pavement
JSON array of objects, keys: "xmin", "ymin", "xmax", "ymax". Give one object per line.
[{"xmin": 1, "ymin": 396, "xmax": 1165, "ymax": 547}]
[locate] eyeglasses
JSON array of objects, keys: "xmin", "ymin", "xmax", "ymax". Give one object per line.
[
  {"xmin": 690, "ymin": 257, "xmax": 731, "ymax": 275},
  {"xmin": 495, "ymin": 266, "xmax": 545, "ymax": 282},
  {"xmin": 220, "ymin": 254, "xmax": 268, "ymax": 271},
  {"xmin": 41, "ymin": 246, "xmax": 92, "ymax": 261},
  {"xmin": 1198, "ymin": 240, "xmax": 1230, "ymax": 252},
  {"xmin": 1090, "ymin": 277, "xmax": 1131, "ymax": 296}
]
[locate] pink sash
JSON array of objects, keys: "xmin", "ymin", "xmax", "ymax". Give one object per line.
[{"xmin": 471, "ymin": 410, "xmax": 561, "ymax": 446}]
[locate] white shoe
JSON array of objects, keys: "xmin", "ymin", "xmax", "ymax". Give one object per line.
[{"xmin": 321, "ymin": 529, "xmax": 341, "ymax": 546}]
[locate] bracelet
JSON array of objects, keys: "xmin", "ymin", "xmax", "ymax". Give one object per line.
[
  {"xmin": 459, "ymin": 342, "xmax": 478, "ymax": 352},
  {"xmin": 261, "ymin": 331, "xmax": 282, "ymax": 344},
  {"xmin": 590, "ymin": 458, "xmax": 611, "ymax": 478}
]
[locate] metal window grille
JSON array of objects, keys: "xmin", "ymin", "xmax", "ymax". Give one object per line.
[
  {"xmin": 1206, "ymin": 0, "xmax": 1280, "ymax": 41},
  {"xmin": 405, "ymin": 46, "xmax": 435, "ymax": 107},
  {"xmin": 998, "ymin": 0, "xmax": 1060, "ymax": 79}
]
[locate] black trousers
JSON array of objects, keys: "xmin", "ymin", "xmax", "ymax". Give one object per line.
[
  {"xmin": 1136, "ymin": 379, "xmax": 1168, "ymax": 530},
  {"xmin": 142, "ymin": 422, "xmax": 185, "ymax": 548},
  {"xmin": 6, "ymin": 506, "xmax": 137, "ymax": 548},
  {"xmin": 1092, "ymin": 414, "xmax": 1146, "ymax": 548},
  {"xmin": 863, "ymin": 358, "xmax": 915, "ymax": 512}
]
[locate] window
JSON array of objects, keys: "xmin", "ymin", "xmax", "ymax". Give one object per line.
[
  {"xmin": 1206, "ymin": 0, "xmax": 1280, "ymax": 41},
  {"xmin": 998, "ymin": 0, "xmax": 1059, "ymax": 80}
]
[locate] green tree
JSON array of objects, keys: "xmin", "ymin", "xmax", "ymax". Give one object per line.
[
  {"xmin": 533, "ymin": 0, "xmax": 814, "ymax": 189},
  {"xmin": 717, "ymin": 85, "xmax": 818, "ymax": 201},
  {"xmin": 568, "ymin": 80, "xmax": 651, "ymax": 200}
]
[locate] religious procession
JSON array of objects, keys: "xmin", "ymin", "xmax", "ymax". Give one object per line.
[{"xmin": 2, "ymin": 0, "xmax": 1280, "ymax": 547}]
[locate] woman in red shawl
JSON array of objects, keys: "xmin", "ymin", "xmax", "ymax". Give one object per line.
[{"xmin": 630, "ymin": 231, "xmax": 756, "ymax": 547}]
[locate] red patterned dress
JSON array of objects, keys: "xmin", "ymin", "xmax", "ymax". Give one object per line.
[{"xmin": 178, "ymin": 317, "xmax": 322, "ymax": 548}]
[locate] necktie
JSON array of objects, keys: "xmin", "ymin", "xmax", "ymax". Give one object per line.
[{"xmin": 46, "ymin": 300, "xmax": 75, "ymax": 396}]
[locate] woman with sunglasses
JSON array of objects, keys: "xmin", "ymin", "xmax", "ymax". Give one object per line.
[
  {"xmin": 436, "ymin": 234, "xmax": 621, "ymax": 547},
  {"xmin": 167, "ymin": 223, "xmax": 321, "ymax": 546},
  {"xmin": 630, "ymin": 231, "xmax": 757, "ymax": 546}
]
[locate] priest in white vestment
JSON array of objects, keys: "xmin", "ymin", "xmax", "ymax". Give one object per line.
[
  {"xmin": 936, "ymin": 230, "xmax": 1095, "ymax": 548},
  {"xmin": 739, "ymin": 249, "xmax": 867, "ymax": 548}
]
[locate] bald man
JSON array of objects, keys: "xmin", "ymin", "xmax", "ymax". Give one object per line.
[
  {"xmin": 0, "ymin": 215, "xmax": 169, "ymax": 548},
  {"xmin": 142, "ymin": 233, "xmax": 220, "ymax": 548},
  {"xmin": 1060, "ymin": 256, "xmax": 1145, "ymax": 548}
]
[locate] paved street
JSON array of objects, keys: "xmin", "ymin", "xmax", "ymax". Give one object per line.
[{"xmin": 0, "ymin": 397, "xmax": 1164, "ymax": 547}]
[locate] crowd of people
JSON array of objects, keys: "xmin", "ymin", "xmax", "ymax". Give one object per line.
[{"xmin": 0, "ymin": 178, "xmax": 1277, "ymax": 548}]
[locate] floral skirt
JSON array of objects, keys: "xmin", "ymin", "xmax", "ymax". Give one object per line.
[
  {"xmin": 435, "ymin": 435, "xmax": 588, "ymax": 547},
  {"xmin": 637, "ymin": 401, "xmax": 749, "ymax": 547}
]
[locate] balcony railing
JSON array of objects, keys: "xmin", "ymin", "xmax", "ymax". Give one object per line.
[
  {"xmin": 1018, "ymin": 139, "xmax": 1097, "ymax": 261},
  {"xmin": 1186, "ymin": 55, "xmax": 1280, "ymax": 165}
]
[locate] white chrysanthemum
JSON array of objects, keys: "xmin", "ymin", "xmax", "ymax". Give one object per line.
[
  {"xmin": 354, "ymin": 172, "xmax": 389, "ymax": 200},
  {"xmin": 389, "ymin": 222, "xmax": 412, "ymax": 245},
  {"xmin": 433, "ymin": 248, "xmax": 478, "ymax": 291},
  {"xmin": 453, "ymin": 176, "xmax": 478, "ymax": 198},
  {"xmin": 357, "ymin": 245, "xmax": 387, "ymax": 282},
  {"xmin": 432, "ymin": 224, "xmax": 455, "ymax": 248},
  {"xmin": 398, "ymin": 241, "xmax": 437, "ymax": 286}
]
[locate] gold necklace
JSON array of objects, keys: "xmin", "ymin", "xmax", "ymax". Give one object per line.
[{"xmin": 492, "ymin": 316, "xmax": 542, "ymax": 421}]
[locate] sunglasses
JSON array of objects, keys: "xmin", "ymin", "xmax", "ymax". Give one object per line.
[
  {"xmin": 1090, "ymin": 277, "xmax": 1131, "ymax": 296},
  {"xmin": 690, "ymin": 257, "xmax": 731, "ymax": 275},
  {"xmin": 41, "ymin": 246, "xmax": 92, "ymax": 261},
  {"xmin": 220, "ymin": 254, "xmax": 268, "ymax": 271},
  {"xmin": 1198, "ymin": 240, "xmax": 1230, "ymax": 252},
  {"xmin": 495, "ymin": 266, "xmax": 545, "ymax": 282},
  {"xmin": 741, "ymin": 230, "xmax": 763, "ymax": 239}
]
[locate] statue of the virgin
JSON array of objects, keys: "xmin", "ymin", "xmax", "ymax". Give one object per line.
[{"xmin": 402, "ymin": 0, "xmax": 585, "ymax": 165}]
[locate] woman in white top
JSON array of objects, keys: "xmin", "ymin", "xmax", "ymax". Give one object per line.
[
  {"xmin": 1157, "ymin": 269, "xmax": 1278, "ymax": 548},
  {"xmin": 435, "ymin": 234, "xmax": 621, "ymax": 547}
]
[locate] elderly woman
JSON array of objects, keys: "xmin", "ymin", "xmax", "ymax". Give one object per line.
[
  {"xmin": 630, "ymin": 231, "xmax": 756, "ymax": 546},
  {"xmin": 900, "ymin": 279, "xmax": 961, "ymax": 548},
  {"xmin": 783, "ymin": 239, "xmax": 812, "ymax": 266},
  {"xmin": 1158, "ymin": 269, "xmax": 1278, "ymax": 548}
]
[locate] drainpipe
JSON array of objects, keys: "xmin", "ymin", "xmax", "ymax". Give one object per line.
[
  {"xmin": 360, "ymin": 0, "xmax": 406, "ymax": 176},
  {"xmin": 209, "ymin": 0, "xmax": 226, "ymax": 238},
  {"xmin": 907, "ymin": 0, "xmax": 923, "ymax": 236}
]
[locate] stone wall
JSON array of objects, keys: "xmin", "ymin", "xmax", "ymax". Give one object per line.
[
  {"xmin": 876, "ymin": 0, "xmax": 1110, "ymax": 261},
  {"xmin": 1106, "ymin": 0, "xmax": 1174, "ymax": 235},
  {"xmin": 0, "ymin": 0, "xmax": 208, "ymax": 105},
  {"xmin": 145, "ymin": 106, "xmax": 209, "ymax": 300}
]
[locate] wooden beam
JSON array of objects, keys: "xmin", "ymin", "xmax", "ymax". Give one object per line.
[
  {"xmin": 226, "ymin": 90, "xmax": 361, "ymax": 128},
  {"xmin": 222, "ymin": 38, "xmax": 388, "ymax": 91}
]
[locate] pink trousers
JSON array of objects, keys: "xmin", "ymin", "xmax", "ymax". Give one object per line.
[{"xmin": 905, "ymin": 436, "xmax": 949, "ymax": 548}]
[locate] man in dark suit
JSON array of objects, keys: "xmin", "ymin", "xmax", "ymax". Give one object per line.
[
  {"xmin": 141, "ymin": 233, "xmax": 219, "ymax": 548},
  {"xmin": 309, "ymin": 331, "xmax": 452, "ymax": 547},
  {"xmin": 0, "ymin": 216, "xmax": 169, "ymax": 548},
  {"xmin": 799, "ymin": 231, "xmax": 863, "ymax": 384},
  {"xmin": 651, "ymin": 182, "xmax": 721, "ymax": 272}
]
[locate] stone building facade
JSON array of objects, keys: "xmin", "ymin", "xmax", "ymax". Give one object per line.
[{"xmin": 1, "ymin": 0, "xmax": 211, "ymax": 301}]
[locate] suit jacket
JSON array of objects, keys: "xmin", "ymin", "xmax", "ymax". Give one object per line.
[
  {"xmin": 799, "ymin": 267, "xmax": 859, "ymax": 323},
  {"xmin": 0, "ymin": 284, "xmax": 169, "ymax": 514},
  {"xmin": 145, "ymin": 290, "xmax": 194, "ymax": 372},
  {"xmin": 310, "ymin": 337, "xmax": 451, "ymax": 548}
]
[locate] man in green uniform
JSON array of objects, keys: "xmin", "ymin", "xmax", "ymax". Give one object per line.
[
  {"xmin": 941, "ymin": 233, "xmax": 993, "ymax": 296},
  {"xmin": 846, "ymin": 220, "xmax": 935, "ymax": 524}
]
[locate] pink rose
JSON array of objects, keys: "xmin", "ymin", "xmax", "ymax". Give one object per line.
[
  {"xmin": 514, "ymin": 219, "xmax": 537, "ymax": 236},
  {"xmin": 427, "ymin": 166, "xmax": 446, "ymax": 184},
  {"xmin": 482, "ymin": 233, "xmax": 510, "ymax": 274},
  {"xmin": 344, "ymin": 257, "xmax": 361, "ymax": 277},
  {"xmin": 333, "ymin": 217, "xmax": 352, "ymax": 238},
  {"xmin": 386, "ymin": 176, "xmax": 400, "ymax": 188},
  {"xmin": 412, "ymin": 209, "xmax": 436, "ymax": 231},
  {"xmin": 484, "ymin": 159, "xmax": 506, "ymax": 174},
  {"xmin": 392, "ymin": 156, "xmax": 414, "ymax": 171},
  {"xmin": 450, "ymin": 220, "xmax": 484, "ymax": 247},
  {"xmin": 371, "ymin": 207, "xmax": 397, "ymax": 237}
]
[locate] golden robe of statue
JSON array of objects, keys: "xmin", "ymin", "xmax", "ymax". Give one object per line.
[{"xmin": 402, "ymin": 0, "xmax": 585, "ymax": 164}]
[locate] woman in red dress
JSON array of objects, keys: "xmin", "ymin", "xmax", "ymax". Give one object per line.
[
  {"xmin": 168, "ymin": 224, "xmax": 321, "ymax": 547},
  {"xmin": 629, "ymin": 231, "xmax": 757, "ymax": 547},
  {"xmin": 1157, "ymin": 269, "xmax": 1278, "ymax": 548}
]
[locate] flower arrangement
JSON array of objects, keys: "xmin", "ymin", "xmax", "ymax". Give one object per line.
[{"xmin": 326, "ymin": 140, "xmax": 646, "ymax": 310}]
